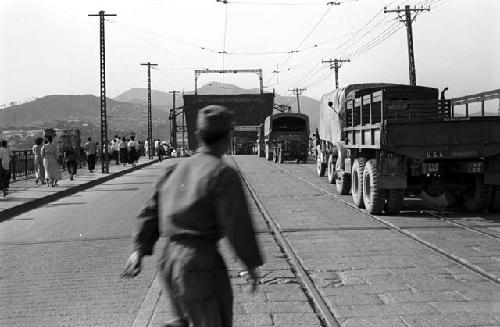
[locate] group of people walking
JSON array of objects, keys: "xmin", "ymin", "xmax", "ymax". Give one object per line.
[
  {"xmin": 110, "ymin": 135, "xmax": 140, "ymax": 167},
  {"xmin": 32, "ymin": 136, "xmax": 62, "ymax": 187}
]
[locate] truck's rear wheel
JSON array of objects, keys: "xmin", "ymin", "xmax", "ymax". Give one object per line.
[
  {"xmin": 463, "ymin": 175, "xmax": 492, "ymax": 212},
  {"xmin": 316, "ymin": 154, "xmax": 326, "ymax": 177},
  {"xmin": 265, "ymin": 145, "xmax": 272, "ymax": 161},
  {"xmin": 385, "ymin": 189, "xmax": 405, "ymax": 214},
  {"xmin": 278, "ymin": 151, "xmax": 284, "ymax": 164},
  {"xmin": 445, "ymin": 189, "xmax": 464, "ymax": 208},
  {"xmin": 362, "ymin": 159, "xmax": 385, "ymax": 215},
  {"xmin": 490, "ymin": 186, "xmax": 500, "ymax": 213},
  {"xmin": 351, "ymin": 158, "xmax": 366, "ymax": 208},
  {"xmin": 327, "ymin": 155, "xmax": 336, "ymax": 184},
  {"xmin": 273, "ymin": 150, "xmax": 278, "ymax": 163}
]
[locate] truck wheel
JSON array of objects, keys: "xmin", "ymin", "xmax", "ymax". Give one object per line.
[
  {"xmin": 362, "ymin": 159, "xmax": 385, "ymax": 215},
  {"xmin": 385, "ymin": 189, "xmax": 405, "ymax": 214},
  {"xmin": 327, "ymin": 155, "xmax": 337, "ymax": 184},
  {"xmin": 489, "ymin": 186, "xmax": 500, "ymax": 213},
  {"xmin": 316, "ymin": 154, "xmax": 326, "ymax": 177},
  {"xmin": 464, "ymin": 175, "xmax": 492, "ymax": 212},
  {"xmin": 445, "ymin": 190, "xmax": 464, "ymax": 208},
  {"xmin": 351, "ymin": 158, "xmax": 366, "ymax": 208},
  {"xmin": 279, "ymin": 151, "xmax": 284, "ymax": 164},
  {"xmin": 266, "ymin": 145, "xmax": 272, "ymax": 161},
  {"xmin": 273, "ymin": 150, "xmax": 278, "ymax": 163}
]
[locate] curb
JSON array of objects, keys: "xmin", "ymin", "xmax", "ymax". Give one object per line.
[{"xmin": 0, "ymin": 159, "xmax": 158, "ymax": 223}]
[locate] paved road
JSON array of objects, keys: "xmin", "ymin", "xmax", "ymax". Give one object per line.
[
  {"xmin": 236, "ymin": 156, "xmax": 500, "ymax": 327},
  {"xmin": 1, "ymin": 155, "xmax": 500, "ymax": 327}
]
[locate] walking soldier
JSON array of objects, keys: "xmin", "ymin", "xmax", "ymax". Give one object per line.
[{"xmin": 122, "ymin": 105, "xmax": 263, "ymax": 327}]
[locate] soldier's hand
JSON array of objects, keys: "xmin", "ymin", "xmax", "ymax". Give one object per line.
[
  {"xmin": 247, "ymin": 268, "xmax": 259, "ymax": 293},
  {"xmin": 121, "ymin": 251, "xmax": 142, "ymax": 278}
]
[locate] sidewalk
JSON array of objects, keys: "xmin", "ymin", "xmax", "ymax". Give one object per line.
[{"xmin": 0, "ymin": 157, "xmax": 158, "ymax": 222}]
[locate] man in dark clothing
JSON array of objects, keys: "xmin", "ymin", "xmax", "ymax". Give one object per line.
[{"xmin": 122, "ymin": 105, "xmax": 263, "ymax": 327}]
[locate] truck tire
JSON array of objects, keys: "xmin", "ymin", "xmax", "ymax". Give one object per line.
[
  {"xmin": 489, "ymin": 186, "xmax": 500, "ymax": 213},
  {"xmin": 273, "ymin": 150, "xmax": 278, "ymax": 163},
  {"xmin": 336, "ymin": 171, "xmax": 351, "ymax": 195},
  {"xmin": 464, "ymin": 175, "xmax": 492, "ymax": 212},
  {"xmin": 316, "ymin": 155, "xmax": 326, "ymax": 177},
  {"xmin": 278, "ymin": 151, "xmax": 284, "ymax": 164},
  {"xmin": 362, "ymin": 159, "xmax": 385, "ymax": 215},
  {"xmin": 385, "ymin": 189, "xmax": 405, "ymax": 214},
  {"xmin": 327, "ymin": 155, "xmax": 336, "ymax": 184},
  {"xmin": 445, "ymin": 189, "xmax": 464, "ymax": 208},
  {"xmin": 351, "ymin": 158, "xmax": 366, "ymax": 208},
  {"xmin": 265, "ymin": 145, "xmax": 272, "ymax": 161}
]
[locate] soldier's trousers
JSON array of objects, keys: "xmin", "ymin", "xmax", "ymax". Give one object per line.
[{"xmin": 160, "ymin": 239, "xmax": 233, "ymax": 327}]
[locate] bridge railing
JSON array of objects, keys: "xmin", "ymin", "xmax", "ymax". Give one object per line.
[
  {"xmin": 9, "ymin": 149, "xmax": 103, "ymax": 182},
  {"xmin": 451, "ymin": 89, "xmax": 500, "ymax": 117},
  {"xmin": 10, "ymin": 150, "xmax": 35, "ymax": 181}
]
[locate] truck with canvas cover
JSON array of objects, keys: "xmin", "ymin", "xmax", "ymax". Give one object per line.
[
  {"xmin": 316, "ymin": 83, "xmax": 500, "ymax": 214},
  {"xmin": 263, "ymin": 113, "xmax": 309, "ymax": 164}
]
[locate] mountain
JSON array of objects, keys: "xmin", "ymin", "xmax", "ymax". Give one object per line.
[{"xmin": 0, "ymin": 95, "xmax": 171, "ymax": 140}]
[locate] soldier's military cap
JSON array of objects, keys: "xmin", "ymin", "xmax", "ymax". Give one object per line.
[{"xmin": 197, "ymin": 105, "xmax": 234, "ymax": 134}]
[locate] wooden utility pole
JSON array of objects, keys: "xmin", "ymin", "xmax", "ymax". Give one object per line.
[
  {"xmin": 322, "ymin": 58, "xmax": 350, "ymax": 89},
  {"xmin": 288, "ymin": 88, "xmax": 307, "ymax": 113},
  {"xmin": 88, "ymin": 10, "xmax": 116, "ymax": 173},
  {"xmin": 140, "ymin": 62, "xmax": 158, "ymax": 159},
  {"xmin": 384, "ymin": 5, "xmax": 430, "ymax": 86},
  {"xmin": 169, "ymin": 91, "xmax": 180, "ymax": 148}
]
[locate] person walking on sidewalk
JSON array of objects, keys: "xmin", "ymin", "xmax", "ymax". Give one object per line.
[
  {"xmin": 0, "ymin": 140, "xmax": 11, "ymax": 197},
  {"xmin": 32, "ymin": 137, "xmax": 45, "ymax": 185},
  {"xmin": 111, "ymin": 135, "xmax": 120, "ymax": 165},
  {"xmin": 84, "ymin": 137, "xmax": 97, "ymax": 172},
  {"xmin": 63, "ymin": 145, "xmax": 78, "ymax": 181},
  {"xmin": 119, "ymin": 136, "xmax": 128, "ymax": 166},
  {"xmin": 41, "ymin": 135, "xmax": 61, "ymax": 187},
  {"xmin": 122, "ymin": 105, "xmax": 263, "ymax": 327},
  {"xmin": 127, "ymin": 135, "xmax": 139, "ymax": 167}
]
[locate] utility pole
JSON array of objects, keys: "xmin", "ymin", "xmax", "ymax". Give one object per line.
[
  {"xmin": 384, "ymin": 5, "xmax": 430, "ymax": 86},
  {"xmin": 288, "ymin": 88, "xmax": 307, "ymax": 113},
  {"xmin": 88, "ymin": 10, "xmax": 116, "ymax": 173},
  {"xmin": 322, "ymin": 58, "xmax": 350, "ymax": 89},
  {"xmin": 140, "ymin": 62, "xmax": 158, "ymax": 159},
  {"xmin": 169, "ymin": 91, "xmax": 180, "ymax": 149}
]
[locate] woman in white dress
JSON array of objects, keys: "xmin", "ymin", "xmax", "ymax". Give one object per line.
[
  {"xmin": 32, "ymin": 137, "xmax": 45, "ymax": 184},
  {"xmin": 41, "ymin": 135, "xmax": 62, "ymax": 187}
]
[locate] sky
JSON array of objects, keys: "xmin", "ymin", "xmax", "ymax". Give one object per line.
[{"xmin": 1, "ymin": 0, "xmax": 499, "ymax": 106}]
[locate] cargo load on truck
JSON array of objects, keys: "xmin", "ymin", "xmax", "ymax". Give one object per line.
[{"xmin": 316, "ymin": 83, "xmax": 500, "ymax": 215}]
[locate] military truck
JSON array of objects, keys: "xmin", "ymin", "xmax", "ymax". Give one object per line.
[
  {"xmin": 316, "ymin": 83, "xmax": 500, "ymax": 214},
  {"xmin": 264, "ymin": 113, "xmax": 309, "ymax": 164}
]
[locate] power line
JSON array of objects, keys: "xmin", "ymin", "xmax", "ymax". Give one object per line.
[
  {"xmin": 141, "ymin": 62, "xmax": 158, "ymax": 159},
  {"xmin": 88, "ymin": 10, "xmax": 116, "ymax": 174},
  {"xmin": 322, "ymin": 58, "xmax": 350, "ymax": 88},
  {"xmin": 384, "ymin": 4, "xmax": 430, "ymax": 85},
  {"xmin": 288, "ymin": 88, "xmax": 307, "ymax": 113}
]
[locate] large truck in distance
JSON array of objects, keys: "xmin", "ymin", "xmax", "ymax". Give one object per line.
[
  {"xmin": 316, "ymin": 83, "xmax": 500, "ymax": 214},
  {"xmin": 264, "ymin": 113, "xmax": 309, "ymax": 163}
]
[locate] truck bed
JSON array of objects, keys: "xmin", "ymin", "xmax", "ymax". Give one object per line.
[{"xmin": 346, "ymin": 116, "xmax": 500, "ymax": 160}]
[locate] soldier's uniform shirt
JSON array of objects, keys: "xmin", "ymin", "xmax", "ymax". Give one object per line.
[{"xmin": 134, "ymin": 146, "xmax": 263, "ymax": 327}]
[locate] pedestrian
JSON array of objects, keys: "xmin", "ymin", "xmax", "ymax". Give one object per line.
[
  {"xmin": 84, "ymin": 137, "xmax": 97, "ymax": 172},
  {"xmin": 144, "ymin": 139, "xmax": 149, "ymax": 158},
  {"xmin": 127, "ymin": 135, "xmax": 139, "ymax": 167},
  {"xmin": 122, "ymin": 105, "xmax": 263, "ymax": 327},
  {"xmin": 41, "ymin": 135, "xmax": 62, "ymax": 187},
  {"xmin": 32, "ymin": 137, "xmax": 46, "ymax": 184},
  {"xmin": 111, "ymin": 135, "xmax": 120, "ymax": 165},
  {"xmin": 119, "ymin": 136, "xmax": 128, "ymax": 166},
  {"xmin": 154, "ymin": 138, "xmax": 160, "ymax": 157},
  {"xmin": 0, "ymin": 140, "xmax": 11, "ymax": 197},
  {"xmin": 63, "ymin": 145, "xmax": 78, "ymax": 180}
]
